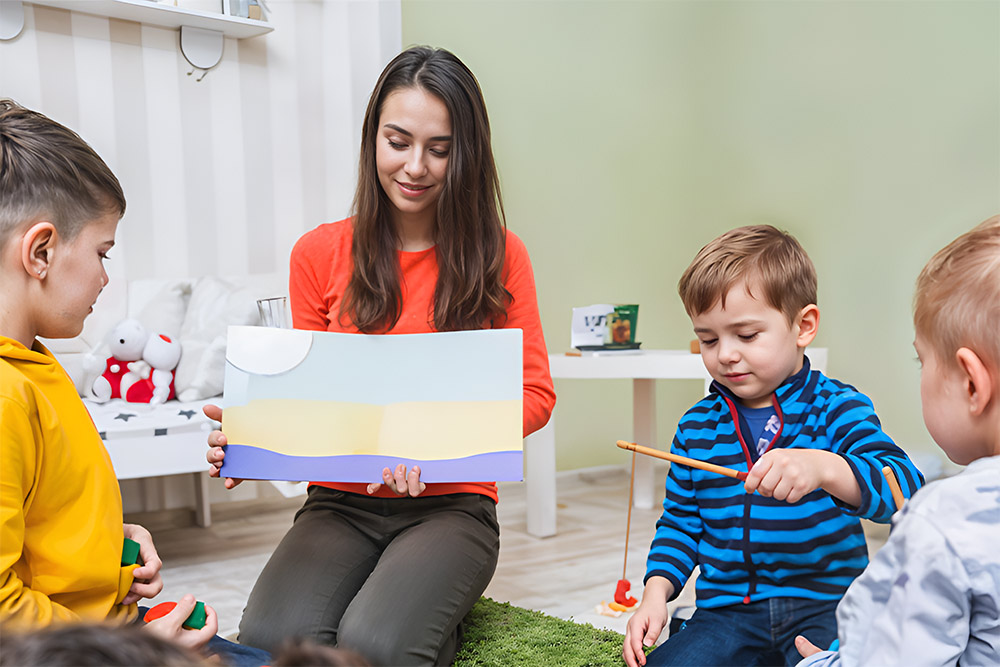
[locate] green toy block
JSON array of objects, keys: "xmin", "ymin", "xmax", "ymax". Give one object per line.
[
  {"xmin": 182, "ymin": 601, "xmax": 207, "ymax": 630},
  {"xmin": 121, "ymin": 538, "xmax": 140, "ymax": 566}
]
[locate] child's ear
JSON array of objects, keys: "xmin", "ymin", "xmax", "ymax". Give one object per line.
[
  {"xmin": 795, "ymin": 304, "xmax": 820, "ymax": 348},
  {"xmin": 21, "ymin": 221, "xmax": 56, "ymax": 280},
  {"xmin": 955, "ymin": 347, "xmax": 994, "ymax": 416}
]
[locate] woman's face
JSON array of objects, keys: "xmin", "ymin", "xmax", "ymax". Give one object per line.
[{"xmin": 375, "ymin": 87, "xmax": 452, "ymax": 228}]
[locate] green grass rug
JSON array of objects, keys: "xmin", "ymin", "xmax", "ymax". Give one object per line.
[{"xmin": 453, "ymin": 597, "xmax": 631, "ymax": 667}]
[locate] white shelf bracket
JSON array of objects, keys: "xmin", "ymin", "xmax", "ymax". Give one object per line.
[
  {"xmin": 0, "ymin": 0, "xmax": 25, "ymax": 41},
  {"xmin": 179, "ymin": 24, "xmax": 223, "ymax": 70}
]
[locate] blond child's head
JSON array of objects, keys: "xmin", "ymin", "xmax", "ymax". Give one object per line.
[
  {"xmin": 679, "ymin": 225, "xmax": 820, "ymax": 407},
  {"xmin": 913, "ymin": 215, "xmax": 1000, "ymax": 463},
  {"xmin": 0, "ymin": 99, "xmax": 125, "ymax": 343}
]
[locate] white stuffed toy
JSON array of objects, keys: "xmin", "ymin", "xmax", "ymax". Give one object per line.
[
  {"xmin": 90, "ymin": 319, "xmax": 148, "ymax": 403},
  {"xmin": 90, "ymin": 319, "xmax": 181, "ymax": 406},
  {"xmin": 122, "ymin": 333, "xmax": 182, "ymax": 406}
]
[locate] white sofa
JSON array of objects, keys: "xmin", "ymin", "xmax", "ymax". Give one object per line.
[{"xmin": 43, "ymin": 272, "xmax": 289, "ymax": 525}]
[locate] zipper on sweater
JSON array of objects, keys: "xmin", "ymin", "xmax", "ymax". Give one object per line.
[
  {"xmin": 742, "ymin": 491, "xmax": 756, "ymax": 604},
  {"xmin": 722, "ymin": 394, "xmax": 783, "ymax": 605}
]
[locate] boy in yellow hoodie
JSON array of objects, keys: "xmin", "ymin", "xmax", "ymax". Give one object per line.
[{"xmin": 0, "ymin": 99, "xmax": 223, "ymax": 654}]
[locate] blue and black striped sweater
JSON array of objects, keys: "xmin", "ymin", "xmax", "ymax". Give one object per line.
[{"xmin": 644, "ymin": 357, "xmax": 924, "ymax": 607}]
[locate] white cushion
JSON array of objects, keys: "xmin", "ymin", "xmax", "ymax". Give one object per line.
[
  {"xmin": 173, "ymin": 276, "xmax": 260, "ymax": 400},
  {"xmin": 130, "ymin": 279, "xmax": 191, "ymax": 340}
]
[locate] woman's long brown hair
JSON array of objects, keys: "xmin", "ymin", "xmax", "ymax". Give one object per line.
[{"xmin": 341, "ymin": 46, "xmax": 510, "ymax": 333}]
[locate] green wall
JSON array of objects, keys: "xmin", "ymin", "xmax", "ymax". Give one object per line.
[{"xmin": 402, "ymin": 1, "xmax": 1000, "ymax": 472}]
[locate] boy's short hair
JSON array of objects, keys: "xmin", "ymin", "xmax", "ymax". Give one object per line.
[
  {"xmin": 678, "ymin": 224, "xmax": 818, "ymax": 323},
  {"xmin": 914, "ymin": 215, "xmax": 1000, "ymax": 373},
  {"xmin": 0, "ymin": 98, "xmax": 125, "ymax": 250},
  {"xmin": 0, "ymin": 622, "xmax": 205, "ymax": 666}
]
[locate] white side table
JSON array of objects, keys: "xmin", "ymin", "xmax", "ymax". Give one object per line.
[
  {"xmin": 86, "ymin": 398, "xmax": 218, "ymax": 527},
  {"xmin": 523, "ymin": 348, "xmax": 827, "ymax": 538}
]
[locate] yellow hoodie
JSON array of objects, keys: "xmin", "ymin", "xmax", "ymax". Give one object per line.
[{"xmin": 1, "ymin": 336, "xmax": 137, "ymax": 627}]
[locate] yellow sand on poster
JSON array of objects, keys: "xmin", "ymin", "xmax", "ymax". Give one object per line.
[{"xmin": 223, "ymin": 399, "xmax": 521, "ymax": 460}]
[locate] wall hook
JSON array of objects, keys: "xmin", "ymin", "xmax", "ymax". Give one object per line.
[
  {"xmin": 0, "ymin": 0, "xmax": 25, "ymax": 41},
  {"xmin": 179, "ymin": 25, "xmax": 223, "ymax": 71}
]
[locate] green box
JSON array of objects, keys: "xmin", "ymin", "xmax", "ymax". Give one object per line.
[
  {"xmin": 183, "ymin": 601, "xmax": 207, "ymax": 630},
  {"xmin": 605, "ymin": 304, "xmax": 639, "ymax": 345},
  {"xmin": 121, "ymin": 537, "xmax": 140, "ymax": 566}
]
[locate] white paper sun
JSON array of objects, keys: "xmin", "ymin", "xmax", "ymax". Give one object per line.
[{"xmin": 225, "ymin": 326, "xmax": 313, "ymax": 376}]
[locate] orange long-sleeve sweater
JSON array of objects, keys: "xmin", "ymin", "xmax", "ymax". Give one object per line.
[{"xmin": 289, "ymin": 219, "xmax": 555, "ymax": 502}]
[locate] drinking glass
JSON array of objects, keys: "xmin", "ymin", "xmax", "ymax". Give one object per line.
[{"xmin": 256, "ymin": 296, "xmax": 289, "ymax": 328}]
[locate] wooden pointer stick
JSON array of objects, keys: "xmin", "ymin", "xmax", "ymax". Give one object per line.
[
  {"xmin": 616, "ymin": 440, "xmax": 748, "ymax": 481},
  {"xmin": 881, "ymin": 465, "xmax": 905, "ymax": 511}
]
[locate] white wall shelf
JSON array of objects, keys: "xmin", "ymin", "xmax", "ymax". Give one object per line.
[
  {"xmin": 27, "ymin": 0, "xmax": 272, "ymax": 39},
  {"xmin": 4, "ymin": 0, "xmax": 274, "ymax": 69}
]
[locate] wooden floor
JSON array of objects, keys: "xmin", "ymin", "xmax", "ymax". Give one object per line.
[{"xmin": 140, "ymin": 464, "xmax": 889, "ymax": 642}]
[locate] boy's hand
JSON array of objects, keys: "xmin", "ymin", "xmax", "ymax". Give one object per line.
[
  {"xmin": 366, "ymin": 464, "xmax": 425, "ymax": 497},
  {"xmin": 203, "ymin": 404, "xmax": 243, "ymax": 489},
  {"xmin": 143, "ymin": 594, "xmax": 218, "ymax": 650},
  {"xmin": 121, "ymin": 523, "xmax": 163, "ymax": 604},
  {"xmin": 623, "ymin": 578, "xmax": 673, "ymax": 667},
  {"xmin": 795, "ymin": 634, "xmax": 823, "ymax": 658},
  {"xmin": 744, "ymin": 449, "xmax": 860, "ymax": 506}
]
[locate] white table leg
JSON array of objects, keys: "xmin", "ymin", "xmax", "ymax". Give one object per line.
[
  {"xmin": 524, "ymin": 418, "xmax": 557, "ymax": 538},
  {"xmin": 141, "ymin": 477, "xmax": 163, "ymax": 512},
  {"xmin": 193, "ymin": 471, "xmax": 212, "ymax": 527},
  {"xmin": 633, "ymin": 378, "xmax": 658, "ymax": 509}
]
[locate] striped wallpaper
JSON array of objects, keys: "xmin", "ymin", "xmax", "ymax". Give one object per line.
[
  {"xmin": 1, "ymin": 0, "xmax": 402, "ymax": 284},
  {"xmin": 1, "ymin": 0, "xmax": 402, "ymax": 511}
]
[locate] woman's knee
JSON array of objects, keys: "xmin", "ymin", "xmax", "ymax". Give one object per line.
[
  {"xmin": 238, "ymin": 606, "xmax": 280, "ymax": 652},
  {"xmin": 338, "ymin": 606, "xmax": 437, "ymax": 666}
]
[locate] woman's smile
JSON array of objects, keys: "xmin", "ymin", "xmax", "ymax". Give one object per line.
[{"xmin": 396, "ymin": 181, "xmax": 432, "ymax": 196}]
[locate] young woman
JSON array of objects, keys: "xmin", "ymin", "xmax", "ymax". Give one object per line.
[{"xmin": 205, "ymin": 47, "xmax": 555, "ymax": 665}]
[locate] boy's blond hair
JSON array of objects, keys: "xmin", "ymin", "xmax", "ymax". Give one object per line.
[
  {"xmin": 0, "ymin": 99, "xmax": 125, "ymax": 250},
  {"xmin": 914, "ymin": 215, "xmax": 1000, "ymax": 374},
  {"xmin": 678, "ymin": 224, "xmax": 817, "ymax": 323}
]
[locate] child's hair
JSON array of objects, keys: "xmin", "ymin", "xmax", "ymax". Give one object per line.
[
  {"xmin": 678, "ymin": 224, "xmax": 817, "ymax": 323},
  {"xmin": 914, "ymin": 215, "xmax": 1000, "ymax": 374},
  {"xmin": 344, "ymin": 45, "xmax": 509, "ymax": 333},
  {"xmin": 0, "ymin": 622, "xmax": 205, "ymax": 666},
  {"xmin": 0, "ymin": 98, "xmax": 126, "ymax": 251}
]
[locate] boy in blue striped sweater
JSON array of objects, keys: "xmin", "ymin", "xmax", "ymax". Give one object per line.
[{"xmin": 623, "ymin": 225, "xmax": 924, "ymax": 667}]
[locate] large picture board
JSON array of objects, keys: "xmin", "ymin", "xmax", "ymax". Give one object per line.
[{"xmin": 220, "ymin": 327, "xmax": 523, "ymax": 483}]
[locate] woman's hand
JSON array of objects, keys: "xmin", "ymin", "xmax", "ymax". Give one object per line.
[
  {"xmin": 366, "ymin": 464, "xmax": 425, "ymax": 497},
  {"xmin": 203, "ymin": 403, "xmax": 243, "ymax": 489},
  {"xmin": 121, "ymin": 524, "xmax": 163, "ymax": 605},
  {"xmin": 143, "ymin": 594, "xmax": 218, "ymax": 650}
]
